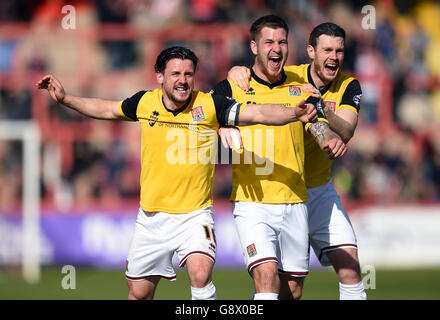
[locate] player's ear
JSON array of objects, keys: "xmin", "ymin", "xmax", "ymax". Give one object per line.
[
  {"xmin": 250, "ymin": 40, "xmax": 258, "ymax": 56},
  {"xmin": 307, "ymin": 45, "xmax": 315, "ymax": 60},
  {"xmin": 156, "ymin": 71, "xmax": 164, "ymax": 85}
]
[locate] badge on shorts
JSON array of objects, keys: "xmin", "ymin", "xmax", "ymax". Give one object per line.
[
  {"xmin": 191, "ymin": 105, "xmax": 206, "ymax": 122},
  {"xmin": 247, "ymin": 243, "xmax": 257, "ymax": 257}
]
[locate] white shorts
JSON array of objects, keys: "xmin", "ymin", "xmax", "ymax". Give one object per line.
[
  {"xmin": 307, "ymin": 179, "xmax": 358, "ymax": 267},
  {"xmin": 125, "ymin": 206, "xmax": 216, "ymax": 281},
  {"xmin": 233, "ymin": 201, "xmax": 309, "ymax": 277}
]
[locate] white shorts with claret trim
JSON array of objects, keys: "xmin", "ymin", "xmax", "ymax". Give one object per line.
[
  {"xmin": 233, "ymin": 201, "xmax": 309, "ymax": 277},
  {"xmin": 307, "ymin": 179, "xmax": 358, "ymax": 267},
  {"xmin": 125, "ymin": 206, "xmax": 216, "ymax": 282}
]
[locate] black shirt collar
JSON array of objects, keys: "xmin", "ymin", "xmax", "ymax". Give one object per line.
[
  {"xmin": 251, "ymin": 68, "xmax": 287, "ymax": 89},
  {"xmin": 307, "ymin": 64, "xmax": 332, "ymax": 95}
]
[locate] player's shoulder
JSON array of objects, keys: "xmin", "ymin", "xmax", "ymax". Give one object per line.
[
  {"xmin": 336, "ymin": 70, "xmax": 359, "ymax": 86},
  {"xmin": 137, "ymin": 88, "xmax": 159, "ymax": 102},
  {"xmin": 194, "ymin": 90, "xmax": 227, "ymax": 107},
  {"xmin": 283, "ymin": 64, "xmax": 308, "ymax": 73},
  {"xmin": 284, "ymin": 64, "xmax": 309, "ymax": 83}
]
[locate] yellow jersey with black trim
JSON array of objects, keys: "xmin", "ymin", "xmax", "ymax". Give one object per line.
[
  {"xmin": 118, "ymin": 89, "xmax": 242, "ymax": 213},
  {"xmin": 212, "ymin": 69, "xmax": 313, "ymax": 204},
  {"xmin": 284, "ymin": 64, "xmax": 362, "ymax": 188}
]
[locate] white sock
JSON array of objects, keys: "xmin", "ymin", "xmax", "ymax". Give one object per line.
[
  {"xmin": 253, "ymin": 292, "xmax": 278, "ymax": 300},
  {"xmin": 339, "ymin": 281, "xmax": 367, "ymax": 300},
  {"xmin": 191, "ymin": 281, "xmax": 217, "ymax": 300}
]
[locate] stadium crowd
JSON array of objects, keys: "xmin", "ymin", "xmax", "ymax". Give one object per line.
[{"xmin": 1, "ymin": 0, "xmax": 440, "ymax": 211}]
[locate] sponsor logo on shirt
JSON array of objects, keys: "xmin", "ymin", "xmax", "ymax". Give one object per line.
[
  {"xmin": 149, "ymin": 110, "xmax": 159, "ymax": 127},
  {"xmin": 245, "ymin": 87, "xmax": 256, "ymax": 95},
  {"xmin": 353, "ymin": 94, "xmax": 362, "ymax": 106}
]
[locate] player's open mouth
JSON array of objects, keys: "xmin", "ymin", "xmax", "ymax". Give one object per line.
[
  {"xmin": 269, "ymin": 56, "xmax": 282, "ymax": 69},
  {"xmin": 324, "ymin": 63, "xmax": 338, "ymax": 75},
  {"xmin": 175, "ymin": 86, "xmax": 188, "ymax": 94}
]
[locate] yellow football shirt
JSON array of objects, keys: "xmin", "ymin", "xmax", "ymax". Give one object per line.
[
  {"xmin": 118, "ymin": 89, "xmax": 242, "ymax": 213},
  {"xmin": 213, "ymin": 69, "xmax": 311, "ymax": 204},
  {"xmin": 284, "ymin": 64, "xmax": 362, "ymax": 188}
]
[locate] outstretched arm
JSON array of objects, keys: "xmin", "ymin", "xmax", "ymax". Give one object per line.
[
  {"xmin": 36, "ymin": 74, "xmax": 123, "ymax": 120},
  {"xmin": 237, "ymin": 99, "xmax": 317, "ymax": 126}
]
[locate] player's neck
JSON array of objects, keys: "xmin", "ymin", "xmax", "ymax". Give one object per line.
[
  {"xmin": 309, "ymin": 64, "xmax": 330, "ymax": 90},
  {"xmin": 251, "ymin": 66, "xmax": 282, "ymax": 84},
  {"xmin": 162, "ymin": 94, "xmax": 188, "ymax": 111}
]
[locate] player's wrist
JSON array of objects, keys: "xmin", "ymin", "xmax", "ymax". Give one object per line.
[
  {"xmin": 60, "ymin": 93, "xmax": 72, "ymax": 105},
  {"xmin": 321, "ymin": 100, "xmax": 331, "ymax": 115}
]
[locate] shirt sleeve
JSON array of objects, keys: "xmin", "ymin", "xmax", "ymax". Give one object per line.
[
  {"xmin": 211, "ymin": 79, "xmax": 233, "ymax": 98},
  {"xmin": 211, "ymin": 94, "xmax": 242, "ymax": 127},
  {"xmin": 340, "ymin": 79, "xmax": 362, "ymax": 112},
  {"xmin": 305, "ymin": 95, "xmax": 326, "ymax": 119},
  {"xmin": 119, "ymin": 90, "xmax": 147, "ymax": 121},
  {"xmin": 304, "ymin": 95, "xmax": 329, "ymax": 132}
]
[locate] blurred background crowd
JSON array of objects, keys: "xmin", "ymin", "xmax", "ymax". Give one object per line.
[{"xmin": 1, "ymin": 0, "xmax": 440, "ymax": 213}]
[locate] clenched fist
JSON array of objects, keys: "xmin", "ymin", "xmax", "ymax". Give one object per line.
[{"xmin": 36, "ymin": 74, "xmax": 66, "ymax": 103}]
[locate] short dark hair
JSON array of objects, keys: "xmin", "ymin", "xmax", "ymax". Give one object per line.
[
  {"xmin": 250, "ymin": 15, "xmax": 289, "ymax": 41},
  {"xmin": 309, "ymin": 22, "xmax": 346, "ymax": 48},
  {"xmin": 154, "ymin": 46, "xmax": 199, "ymax": 73}
]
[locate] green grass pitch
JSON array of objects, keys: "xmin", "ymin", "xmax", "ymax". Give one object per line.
[{"xmin": 1, "ymin": 267, "xmax": 439, "ymax": 300}]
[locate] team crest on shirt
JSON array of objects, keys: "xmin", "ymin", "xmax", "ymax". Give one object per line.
[
  {"xmin": 324, "ymin": 101, "xmax": 336, "ymax": 112},
  {"xmin": 191, "ymin": 105, "xmax": 206, "ymax": 122},
  {"xmin": 288, "ymin": 85, "xmax": 302, "ymax": 96},
  {"xmin": 247, "ymin": 243, "xmax": 257, "ymax": 257}
]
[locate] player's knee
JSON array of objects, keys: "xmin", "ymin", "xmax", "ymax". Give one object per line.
[
  {"xmin": 291, "ymin": 286, "xmax": 303, "ymax": 300},
  {"xmin": 252, "ymin": 263, "xmax": 278, "ymax": 288},
  {"xmin": 337, "ymin": 265, "xmax": 362, "ymax": 284},
  {"xmin": 127, "ymin": 278, "xmax": 158, "ymax": 300},
  {"xmin": 128, "ymin": 284, "xmax": 153, "ymax": 300},
  {"xmin": 279, "ymin": 276, "xmax": 304, "ymax": 300},
  {"xmin": 188, "ymin": 267, "xmax": 212, "ymax": 288},
  {"xmin": 329, "ymin": 249, "xmax": 362, "ymax": 283},
  {"xmin": 186, "ymin": 255, "xmax": 214, "ymax": 288}
]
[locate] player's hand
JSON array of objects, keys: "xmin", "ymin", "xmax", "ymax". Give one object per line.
[
  {"xmin": 36, "ymin": 74, "xmax": 66, "ymax": 103},
  {"xmin": 301, "ymin": 83, "xmax": 321, "ymax": 99},
  {"xmin": 323, "ymin": 138, "xmax": 347, "ymax": 159},
  {"xmin": 295, "ymin": 99, "xmax": 318, "ymax": 123},
  {"xmin": 228, "ymin": 66, "xmax": 251, "ymax": 92},
  {"xmin": 218, "ymin": 126, "xmax": 243, "ymax": 150}
]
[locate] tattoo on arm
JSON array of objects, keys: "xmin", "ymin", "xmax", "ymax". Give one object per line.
[
  {"xmin": 308, "ymin": 121, "xmax": 328, "ymax": 148},
  {"xmin": 308, "ymin": 120, "xmax": 343, "ymax": 150}
]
